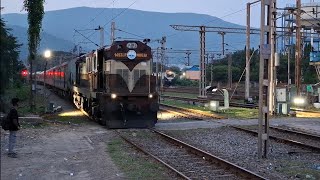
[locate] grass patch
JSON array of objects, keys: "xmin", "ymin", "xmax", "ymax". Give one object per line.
[
  {"xmin": 217, "ymin": 108, "xmax": 259, "ymax": 119},
  {"xmin": 44, "ymin": 114, "xmax": 89, "ymax": 125},
  {"xmin": 162, "ymin": 99, "xmax": 211, "ymax": 112},
  {"xmin": 277, "ymin": 161, "xmax": 320, "ymax": 180},
  {"xmin": 162, "ymin": 92, "xmax": 198, "ymax": 99},
  {"xmin": 107, "ymin": 138, "xmax": 175, "ymax": 179}
]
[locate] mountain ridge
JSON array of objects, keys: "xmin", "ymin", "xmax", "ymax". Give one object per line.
[{"xmin": 3, "ymin": 7, "xmax": 258, "ymax": 65}]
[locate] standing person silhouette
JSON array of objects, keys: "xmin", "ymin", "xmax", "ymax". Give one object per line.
[{"xmin": 7, "ymin": 98, "xmax": 20, "ymax": 158}]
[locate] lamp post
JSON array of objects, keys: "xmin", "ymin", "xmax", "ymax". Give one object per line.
[
  {"xmin": 43, "ymin": 50, "xmax": 51, "ymax": 97},
  {"xmin": 207, "ymin": 86, "xmax": 229, "ymax": 110},
  {"xmin": 212, "ymin": 88, "xmax": 229, "ymax": 109}
]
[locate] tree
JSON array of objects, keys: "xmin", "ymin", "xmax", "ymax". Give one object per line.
[
  {"xmin": 0, "ymin": 19, "xmax": 22, "ymax": 94},
  {"xmin": 23, "ymin": 0, "xmax": 45, "ymax": 111}
]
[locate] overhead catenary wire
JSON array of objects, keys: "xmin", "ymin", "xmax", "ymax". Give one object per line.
[
  {"xmin": 167, "ymin": 3, "xmax": 260, "ymax": 38},
  {"xmin": 75, "ymin": 0, "xmax": 139, "ymax": 47},
  {"xmin": 230, "ymin": 48, "xmax": 258, "ymax": 100},
  {"xmin": 116, "ymin": 28, "xmax": 147, "ymax": 39}
]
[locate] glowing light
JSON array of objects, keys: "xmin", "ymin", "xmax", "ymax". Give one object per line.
[
  {"xmin": 111, "ymin": 93, "xmax": 117, "ymax": 99},
  {"xmin": 148, "ymin": 94, "xmax": 153, "ymax": 98},
  {"xmin": 44, "ymin": 50, "xmax": 51, "ymax": 58},
  {"xmin": 58, "ymin": 111, "xmax": 84, "ymax": 117},
  {"xmin": 293, "ymin": 96, "xmax": 306, "ymax": 106},
  {"xmin": 157, "ymin": 112, "xmax": 177, "ymax": 120},
  {"xmin": 21, "ymin": 70, "xmax": 28, "ymax": 77}
]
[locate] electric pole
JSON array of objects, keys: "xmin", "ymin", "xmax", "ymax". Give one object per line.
[
  {"xmin": 95, "ymin": 26, "xmax": 105, "ymax": 47},
  {"xmin": 295, "ymin": 0, "xmax": 302, "ymax": 95},
  {"xmin": 160, "ymin": 36, "xmax": 166, "ymax": 94},
  {"xmin": 218, "ymin": 32, "xmax": 226, "ymax": 56},
  {"xmin": 186, "ymin": 51, "xmax": 191, "ymax": 66},
  {"xmin": 111, "ymin": 22, "xmax": 115, "ymax": 44},
  {"xmin": 199, "ymin": 26, "xmax": 206, "ymax": 98},
  {"xmin": 258, "ymin": 0, "xmax": 276, "ymax": 159},
  {"xmin": 228, "ymin": 53, "xmax": 232, "ymax": 89},
  {"xmin": 170, "ymin": 25, "xmax": 260, "ymax": 98},
  {"xmin": 269, "ymin": 0, "xmax": 277, "ymax": 114},
  {"xmin": 210, "ymin": 54, "xmax": 214, "ymax": 86},
  {"xmin": 246, "ymin": 0, "xmax": 261, "ymax": 100}
]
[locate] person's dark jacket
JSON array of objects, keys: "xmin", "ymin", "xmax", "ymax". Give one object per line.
[{"xmin": 8, "ymin": 108, "xmax": 20, "ymax": 131}]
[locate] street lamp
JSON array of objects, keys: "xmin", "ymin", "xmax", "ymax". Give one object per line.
[
  {"xmin": 212, "ymin": 88, "xmax": 229, "ymax": 109},
  {"xmin": 206, "ymin": 86, "xmax": 229, "ymax": 110},
  {"xmin": 43, "ymin": 49, "xmax": 51, "ymax": 93}
]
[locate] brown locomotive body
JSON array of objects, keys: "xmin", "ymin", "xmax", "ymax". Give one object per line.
[{"xmin": 37, "ymin": 41, "xmax": 159, "ymax": 128}]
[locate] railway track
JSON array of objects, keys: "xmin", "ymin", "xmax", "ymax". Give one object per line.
[
  {"xmin": 161, "ymin": 95, "xmax": 258, "ymax": 109},
  {"xmin": 160, "ymin": 104, "xmax": 224, "ymax": 119},
  {"xmin": 117, "ymin": 130, "xmax": 266, "ymax": 180},
  {"xmin": 161, "ymin": 95, "xmax": 320, "ymax": 116},
  {"xmin": 232, "ymin": 126, "xmax": 320, "ymax": 152},
  {"xmin": 159, "ymin": 105, "xmax": 320, "ymax": 153},
  {"xmin": 269, "ymin": 126, "xmax": 320, "ymax": 139}
]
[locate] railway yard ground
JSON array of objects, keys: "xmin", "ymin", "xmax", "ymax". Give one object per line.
[{"xmin": 1, "ymin": 87, "xmax": 320, "ymax": 180}]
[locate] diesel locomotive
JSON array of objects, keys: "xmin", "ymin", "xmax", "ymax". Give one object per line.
[{"xmin": 36, "ymin": 41, "xmax": 159, "ymax": 128}]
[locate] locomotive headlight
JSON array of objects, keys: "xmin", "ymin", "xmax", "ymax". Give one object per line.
[
  {"xmin": 111, "ymin": 93, "xmax": 117, "ymax": 99},
  {"xmin": 148, "ymin": 94, "xmax": 153, "ymax": 98}
]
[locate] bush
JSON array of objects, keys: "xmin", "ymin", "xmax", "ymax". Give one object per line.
[{"xmin": 172, "ymin": 78, "xmax": 198, "ymax": 87}]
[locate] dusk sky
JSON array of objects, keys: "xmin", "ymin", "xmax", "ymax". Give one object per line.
[{"xmin": 1, "ymin": 0, "xmax": 316, "ymax": 27}]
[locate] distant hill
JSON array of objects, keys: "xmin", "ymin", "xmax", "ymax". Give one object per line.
[{"xmin": 3, "ymin": 7, "xmax": 259, "ymax": 65}]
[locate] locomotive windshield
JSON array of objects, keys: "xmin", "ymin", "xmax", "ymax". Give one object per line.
[{"xmin": 104, "ymin": 41, "xmax": 154, "ymax": 94}]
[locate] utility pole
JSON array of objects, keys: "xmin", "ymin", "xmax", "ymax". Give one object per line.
[
  {"xmin": 160, "ymin": 36, "xmax": 166, "ymax": 94},
  {"xmin": 156, "ymin": 47, "xmax": 160, "ymax": 91},
  {"xmin": 94, "ymin": 26, "xmax": 105, "ymax": 48},
  {"xmin": 170, "ymin": 25, "xmax": 260, "ymax": 98},
  {"xmin": 246, "ymin": 0, "xmax": 261, "ymax": 100},
  {"xmin": 269, "ymin": 0, "xmax": 277, "ymax": 114},
  {"xmin": 228, "ymin": 53, "xmax": 232, "ymax": 89},
  {"xmin": 210, "ymin": 54, "xmax": 214, "ymax": 86},
  {"xmin": 258, "ymin": 0, "xmax": 274, "ymax": 159},
  {"xmin": 218, "ymin": 32, "xmax": 226, "ymax": 56},
  {"xmin": 199, "ymin": 26, "xmax": 206, "ymax": 98},
  {"xmin": 111, "ymin": 22, "xmax": 115, "ymax": 44},
  {"xmin": 288, "ymin": 47, "xmax": 291, "ymax": 86},
  {"xmin": 295, "ymin": 0, "xmax": 302, "ymax": 95},
  {"xmin": 185, "ymin": 51, "xmax": 191, "ymax": 66}
]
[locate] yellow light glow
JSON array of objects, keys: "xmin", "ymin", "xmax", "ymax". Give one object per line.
[
  {"xmin": 148, "ymin": 94, "xmax": 153, "ymax": 98},
  {"xmin": 111, "ymin": 93, "xmax": 117, "ymax": 99},
  {"xmin": 293, "ymin": 97, "xmax": 305, "ymax": 105},
  {"xmin": 44, "ymin": 50, "xmax": 51, "ymax": 58},
  {"xmin": 157, "ymin": 112, "xmax": 177, "ymax": 120},
  {"xmin": 58, "ymin": 111, "xmax": 84, "ymax": 117}
]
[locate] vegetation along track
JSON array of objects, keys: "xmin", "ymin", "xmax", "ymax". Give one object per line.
[
  {"xmin": 232, "ymin": 126, "xmax": 320, "ymax": 152},
  {"xmin": 117, "ymin": 129, "xmax": 266, "ymax": 180}
]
